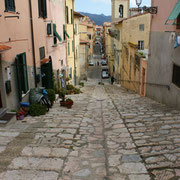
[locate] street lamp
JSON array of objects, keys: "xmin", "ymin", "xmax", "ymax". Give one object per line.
[
  {"xmin": 135, "ymin": 0, "xmax": 142, "ymax": 9},
  {"xmin": 135, "ymin": 0, "xmax": 158, "ymax": 14}
]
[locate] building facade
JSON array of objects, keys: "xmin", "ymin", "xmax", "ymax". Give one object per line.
[
  {"xmin": 146, "ymin": 0, "xmax": 180, "ymax": 109},
  {"xmin": 65, "ymin": 0, "xmax": 75, "ymax": 85},
  {"xmin": 0, "ymin": 0, "xmax": 67, "ymax": 111}
]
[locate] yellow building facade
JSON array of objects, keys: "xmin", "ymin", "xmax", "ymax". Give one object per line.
[
  {"xmin": 65, "ymin": 0, "xmax": 75, "ymax": 85},
  {"xmin": 103, "ymin": 23, "xmax": 114, "ymax": 75},
  {"xmin": 74, "ymin": 11, "xmax": 84, "ymax": 84}
]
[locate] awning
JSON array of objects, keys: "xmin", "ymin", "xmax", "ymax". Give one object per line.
[
  {"xmin": 0, "ymin": 45, "xmax": 11, "ymax": 52},
  {"xmin": 53, "ymin": 24, "xmax": 62, "ymax": 42},
  {"xmin": 41, "ymin": 58, "xmax": 50, "ymax": 65},
  {"xmin": 165, "ymin": 0, "xmax": 180, "ymax": 25}
]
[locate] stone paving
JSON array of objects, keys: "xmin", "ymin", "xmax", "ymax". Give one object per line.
[{"xmin": 0, "ymin": 81, "xmax": 180, "ymax": 179}]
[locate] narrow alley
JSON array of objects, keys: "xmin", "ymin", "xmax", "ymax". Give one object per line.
[{"xmin": 0, "ymin": 59, "xmax": 180, "ymax": 180}]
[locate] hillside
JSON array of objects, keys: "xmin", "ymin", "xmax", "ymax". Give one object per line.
[{"xmin": 79, "ymin": 12, "xmax": 112, "ymax": 26}]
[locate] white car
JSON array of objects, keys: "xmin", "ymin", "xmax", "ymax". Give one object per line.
[
  {"xmin": 89, "ymin": 62, "xmax": 94, "ymax": 66},
  {"xmin": 102, "ymin": 70, "xmax": 109, "ymax": 78}
]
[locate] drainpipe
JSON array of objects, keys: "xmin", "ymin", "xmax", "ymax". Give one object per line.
[{"xmin": 29, "ymin": 0, "xmax": 37, "ymax": 87}]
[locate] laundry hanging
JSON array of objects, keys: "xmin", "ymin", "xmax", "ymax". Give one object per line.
[{"xmin": 174, "ymin": 36, "xmax": 180, "ymax": 48}]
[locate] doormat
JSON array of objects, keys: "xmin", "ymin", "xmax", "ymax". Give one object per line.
[{"xmin": 0, "ymin": 113, "xmax": 14, "ymax": 125}]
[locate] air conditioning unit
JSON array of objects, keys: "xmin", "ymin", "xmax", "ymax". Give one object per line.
[{"xmin": 47, "ymin": 23, "xmax": 53, "ymax": 36}]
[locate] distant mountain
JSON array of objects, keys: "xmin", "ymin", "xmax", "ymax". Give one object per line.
[{"xmin": 79, "ymin": 12, "xmax": 112, "ymax": 26}]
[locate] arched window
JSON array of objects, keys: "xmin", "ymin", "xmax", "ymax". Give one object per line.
[{"xmin": 119, "ymin": 5, "xmax": 123, "ymax": 18}]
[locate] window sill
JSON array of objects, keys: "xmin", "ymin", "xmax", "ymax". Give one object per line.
[
  {"xmin": 4, "ymin": 10, "xmax": 16, "ymax": 14},
  {"xmin": 52, "ymin": 44, "xmax": 58, "ymax": 47}
]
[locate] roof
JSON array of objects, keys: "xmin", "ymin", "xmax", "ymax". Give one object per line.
[
  {"xmin": 113, "ymin": 12, "xmax": 149, "ymax": 25},
  {"xmin": 74, "ymin": 11, "xmax": 85, "ymax": 17},
  {"xmin": 0, "ymin": 45, "xmax": 11, "ymax": 52}
]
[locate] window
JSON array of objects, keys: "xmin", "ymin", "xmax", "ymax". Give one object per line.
[
  {"xmin": 139, "ymin": 24, "xmax": 144, "ymax": 31},
  {"xmin": 5, "ymin": 0, "xmax": 15, "ymax": 12},
  {"xmin": 38, "ymin": 0, "xmax": 47, "ymax": 19},
  {"xmin": 172, "ymin": 64, "xmax": 180, "ymax": 88},
  {"xmin": 39, "ymin": 47, "xmax": 45, "ymax": 59},
  {"xmin": 138, "ymin": 41, "xmax": 144, "ymax": 50},
  {"xmin": 15, "ymin": 53, "xmax": 29, "ymax": 101},
  {"xmin": 71, "ymin": 9, "xmax": 73, "ymax": 24},
  {"xmin": 119, "ymin": 5, "xmax": 123, "ymax": 18},
  {"xmin": 88, "ymin": 34, "xmax": 92, "ymax": 40},
  {"xmin": 72, "ymin": 40, "xmax": 74, "ymax": 52},
  {"xmin": 68, "ymin": 42, "xmax": 70, "ymax": 56},
  {"xmin": 66, "ymin": 6, "xmax": 69, "ymax": 24},
  {"xmin": 75, "ymin": 23, "xmax": 78, "ymax": 34},
  {"xmin": 47, "ymin": 23, "xmax": 52, "ymax": 35},
  {"xmin": 69, "ymin": 67, "xmax": 72, "ymax": 79},
  {"xmin": 177, "ymin": 14, "xmax": 180, "ymax": 29}
]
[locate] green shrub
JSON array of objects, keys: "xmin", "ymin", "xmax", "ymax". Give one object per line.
[
  {"xmin": 29, "ymin": 104, "xmax": 46, "ymax": 116},
  {"xmin": 79, "ymin": 82, "xmax": 84, "ymax": 87},
  {"xmin": 66, "ymin": 84, "xmax": 75, "ymax": 90},
  {"xmin": 46, "ymin": 89, "xmax": 56, "ymax": 103}
]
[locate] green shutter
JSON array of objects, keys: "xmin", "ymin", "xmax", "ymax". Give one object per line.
[
  {"xmin": 66, "ymin": 6, "xmax": 69, "ymax": 24},
  {"xmin": 38, "ymin": 0, "xmax": 41, "ymax": 17},
  {"xmin": 71, "ymin": 9, "xmax": 73, "ymax": 24},
  {"xmin": 47, "ymin": 23, "xmax": 52, "ymax": 35},
  {"xmin": 53, "ymin": 24, "xmax": 62, "ymax": 42},
  {"xmin": 39, "ymin": 47, "xmax": 45, "ymax": 59},
  {"xmin": 15, "ymin": 56, "xmax": 22, "ymax": 101},
  {"xmin": 63, "ymin": 24, "xmax": 66, "ymax": 40},
  {"xmin": 43, "ymin": 0, "xmax": 47, "ymax": 18},
  {"xmin": 68, "ymin": 42, "xmax": 70, "ymax": 56},
  {"xmin": 72, "ymin": 40, "xmax": 74, "ymax": 52},
  {"xmin": 69, "ymin": 67, "xmax": 72, "ymax": 78},
  {"xmin": 22, "ymin": 53, "xmax": 29, "ymax": 93}
]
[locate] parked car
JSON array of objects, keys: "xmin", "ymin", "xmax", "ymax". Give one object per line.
[
  {"xmin": 101, "ymin": 68, "xmax": 109, "ymax": 78},
  {"xmin": 89, "ymin": 61, "xmax": 94, "ymax": 66}
]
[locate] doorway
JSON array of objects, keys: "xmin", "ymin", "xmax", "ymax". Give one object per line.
[{"xmin": 0, "ymin": 90, "xmax": 2, "ymax": 108}]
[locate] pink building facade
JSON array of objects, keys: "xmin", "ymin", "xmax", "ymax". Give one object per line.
[
  {"xmin": 0, "ymin": 0, "xmax": 67, "ymax": 111},
  {"xmin": 146, "ymin": 0, "xmax": 180, "ymax": 109}
]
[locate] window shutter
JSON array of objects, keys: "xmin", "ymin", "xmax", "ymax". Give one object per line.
[
  {"xmin": 71, "ymin": 9, "xmax": 73, "ymax": 24},
  {"xmin": 47, "ymin": 23, "xmax": 52, "ymax": 35},
  {"xmin": 72, "ymin": 40, "xmax": 74, "ymax": 52},
  {"xmin": 66, "ymin": 6, "xmax": 69, "ymax": 24},
  {"xmin": 15, "ymin": 56, "xmax": 22, "ymax": 101},
  {"xmin": 43, "ymin": 0, "xmax": 47, "ymax": 18},
  {"xmin": 68, "ymin": 42, "xmax": 70, "ymax": 56},
  {"xmin": 70, "ymin": 67, "xmax": 72, "ymax": 78},
  {"xmin": 22, "ymin": 53, "xmax": 29, "ymax": 93},
  {"xmin": 38, "ymin": 0, "xmax": 41, "ymax": 17},
  {"xmin": 63, "ymin": 24, "xmax": 66, "ymax": 40}
]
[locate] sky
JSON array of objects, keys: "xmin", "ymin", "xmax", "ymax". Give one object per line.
[{"xmin": 75, "ymin": 0, "xmax": 151, "ymax": 16}]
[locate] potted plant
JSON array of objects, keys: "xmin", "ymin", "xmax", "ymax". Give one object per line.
[
  {"xmin": 59, "ymin": 88, "xmax": 66, "ymax": 106},
  {"xmin": 46, "ymin": 89, "xmax": 56, "ymax": 106},
  {"xmin": 65, "ymin": 98, "xmax": 74, "ymax": 108}
]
